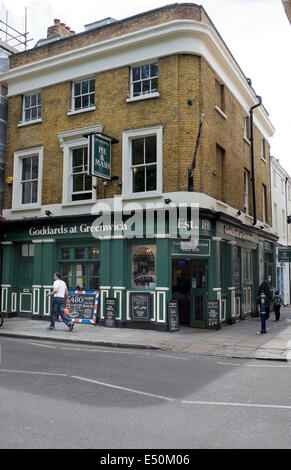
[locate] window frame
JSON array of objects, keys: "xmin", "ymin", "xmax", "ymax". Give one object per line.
[
  {"xmin": 122, "ymin": 126, "xmax": 163, "ymax": 200},
  {"xmin": 22, "ymin": 91, "xmax": 42, "ymax": 124},
  {"xmin": 71, "ymin": 77, "xmax": 95, "ymax": 113},
  {"xmin": 12, "ymin": 146, "xmax": 43, "ymax": 211},
  {"xmin": 244, "ymin": 169, "xmax": 249, "ymax": 214},
  {"xmin": 60, "ymin": 132, "xmax": 98, "ymax": 207},
  {"xmin": 71, "ymin": 145, "xmax": 93, "ymax": 202},
  {"xmin": 129, "ymin": 61, "xmax": 159, "ymax": 99}
]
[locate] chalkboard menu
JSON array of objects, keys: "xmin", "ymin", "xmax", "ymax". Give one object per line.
[
  {"xmin": 206, "ymin": 300, "xmax": 220, "ymax": 330},
  {"xmin": 104, "ymin": 298, "xmax": 117, "ymax": 328},
  {"xmin": 130, "ymin": 293, "xmax": 151, "ymax": 322},
  {"xmin": 64, "ymin": 290, "xmax": 99, "ymax": 325},
  {"xmin": 168, "ymin": 300, "xmax": 180, "ymax": 333}
]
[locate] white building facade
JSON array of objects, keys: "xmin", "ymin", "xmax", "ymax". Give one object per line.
[{"xmin": 270, "ymin": 156, "xmax": 291, "ymax": 305}]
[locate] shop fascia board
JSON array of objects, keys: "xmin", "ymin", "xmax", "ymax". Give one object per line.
[
  {"xmin": 3, "ymin": 20, "xmax": 274, "ymax": 139},
  {"xmin": 1, "ymin": 192, "xmax": 271, "ymax": 234}
]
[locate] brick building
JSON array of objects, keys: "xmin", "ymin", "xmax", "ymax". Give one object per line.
[{"xmin": 0, "ymin": 3, "xmax": 277, "ymax": 329}]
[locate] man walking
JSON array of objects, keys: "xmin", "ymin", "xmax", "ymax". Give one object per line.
[{"xmin": 47, "ymin": 272, "xmax": 74, "ymax": 331}]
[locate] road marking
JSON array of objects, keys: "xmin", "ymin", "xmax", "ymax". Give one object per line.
[
  {"xmin": 61, "ymin": 347, "xmax": 150, "ymax": 356},
  {"xmin": 26, "ymin": 342, "xmax": 57, "ymax": 349},
  {"xmin": 0, "ymin": 337, "xmax": 57, "ymax": 349},
  {"xmin": 71, "ymin": 375, "xmax": 175, "ymax": 402},
  {"xmin": 217, "ymin": 362, "xmax": 241, "ymax": 366},
  {"xmin": 0, "ymin": 368, "xmax": 67, "ymax": 377},
  {"xmin": 155, "ymin": 354, "xmax": 190, "ymax": 361},
  {"xmin": 181, "ymin": 400, "xmax": 291, "ymax": 410}
]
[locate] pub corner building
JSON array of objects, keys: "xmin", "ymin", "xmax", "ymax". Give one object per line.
[{"xmin": 0, "ymin": 3, "xmax": 277, "ymax": 330}]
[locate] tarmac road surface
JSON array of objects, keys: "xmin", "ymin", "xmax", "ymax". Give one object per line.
[{"xmin": 0, "ymin": 336, "xmax": 291, "ymax": 449}]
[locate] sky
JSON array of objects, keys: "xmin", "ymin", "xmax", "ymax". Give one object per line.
[{"xmin": 1, "ymin": 0, "xmax": 290, "ymax": 172}]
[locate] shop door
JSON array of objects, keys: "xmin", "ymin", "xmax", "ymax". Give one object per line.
[
  {"xmin": 191, "ymin": 260, "xmax": 207, "ymax": 325},
  {"xmin": 171, "ymin": 259, "xmax": 191, "ymax": 325},
  {"xmin": 18, "ymin": 258, "xmax": 33, "ymax": 315}
]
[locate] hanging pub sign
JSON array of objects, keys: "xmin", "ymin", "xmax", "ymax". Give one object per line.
[
  {"xmin": 59, "ymin": 290, "xmax": 99, "ymax": 325},
  {"xmin": 89, "ymin": 134, "xmax": 111, "ymax": 180}
]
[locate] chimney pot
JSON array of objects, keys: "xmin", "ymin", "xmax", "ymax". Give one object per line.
[
  {"xmin": 65, "ymin": 26, "xmax": 71, "ymax": 31},
  {"xmin": 54, "ymin": 19, "xmax": 60, "ymax": 24},
  {"xmin": 60, "ymin": 23, "xmax": 66, "ymax": 27},
  {"xmin": 70, "ymin": 30, "xmax": 76, "ymax": 34}
]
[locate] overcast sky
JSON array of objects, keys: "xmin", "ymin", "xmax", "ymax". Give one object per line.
[{"xmin": 1, "ymin": 0, "xmax": 291, "ymax": 172}]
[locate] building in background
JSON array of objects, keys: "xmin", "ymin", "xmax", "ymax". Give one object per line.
[
  {"xmin": 282, "ymin": 0, "xmax": 291, "ymax": 23},
  {"xmin": 0, "ymin": 46, "xmax": 10, "ymax": 216},
  {"xmin": 0, "ymin": 3, "xmax": 277, "ymax": 329},
  {"xmin": 270, "ymin": 156, "xmax": 291, "ymax": 305}
]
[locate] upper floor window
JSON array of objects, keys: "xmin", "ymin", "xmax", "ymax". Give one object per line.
[
  {"xmin": 131, "ymin": 63, "xmax": 158, "ymax": 98},
  {"xmin": 244, "ymin": 169, "xmax": 250, "ymax": 214},
  {"xmin": 21, "ymin": 155, "xmax": 39, "ymax": 204},
  {"xmin": 273, "ymin": 169, "xmax": 277, "ymax": 186},
  {"xmin": 243, "ymin": 116, "xmax": 250, "ymax": 141},
  {"xmin": 122, "ymin": 126, "xmax": 163, "ymax": 199},
  {"xmin": 215, "ymin": 79, "xmax": 225, "ymax": 113},
  {"xmin": 71, "ymin": 146, "xmax": 92, "ymax": 201},
  {"xmin": 262, "ymin": 184, "xmax": 267, "ymax": 223},
  {"xmin": 12, "ymin": 147, "xmax": 43, "ymax": 210},
  {"xmin": 23, "ymin": 92, "xmax": 41, "ymax": 122},
  {"xmin": 72, "ymin": 78, "xmax": 95, "ymax": 111},
  {"xmin": 261, "ymin": 138, "xmax": 267, "ymax": 162}
]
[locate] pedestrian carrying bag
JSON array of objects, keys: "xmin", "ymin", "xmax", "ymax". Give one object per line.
[{"xmin": 273, "ymin": 296, "xmax": 281, "ymax": 307}]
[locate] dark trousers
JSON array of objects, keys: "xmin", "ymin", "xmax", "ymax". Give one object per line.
[
  {"xmin": 274, "ymin": 306, "xmax": 280, "ymax": 321},
  {"xmin": 50, "ymin": 297, "xmax": 71, "ymax": 328}
]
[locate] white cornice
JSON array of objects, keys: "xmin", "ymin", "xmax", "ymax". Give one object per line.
[{"xmin": 3, "ymin": 19, "xmax": 275, "ymax": 138}]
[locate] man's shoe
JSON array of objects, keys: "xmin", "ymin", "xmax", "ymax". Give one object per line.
[
  {"xmin": 68, "ymin": 322, "xmax": 74, "ymax": 332},
  {"xmin": 47, "ymin": 326, "xmax": 55, "ymax": 330}
]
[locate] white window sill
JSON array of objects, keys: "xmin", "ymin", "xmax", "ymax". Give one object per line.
[
  {"xmin": 11, "ymin": 205, "xmax": 41, "ymax": 212},
  {"xmin": 62, "ymin": 199, "xmax": 96, "ymax": 207},
  {"xmin": 214, "ymin": 106, "xmax": 227, "ymax": 120},
  {"xmin": 126, "ymin": 92, "xmax": 160, "ymax": 103},
  {"xmin": 67, "ymin": 106, "xmax": 96, "ymax": 116},
  {"xmin": 243, "ymin": 136, "xmax": 251, "ymax": 145},
  {"xmin": 18, "ymin": 119, "xmax": 42, "ymax": 128},
  {"xmin": 122, "ymin": 191, "xmax": 162, "ymax": 201}
]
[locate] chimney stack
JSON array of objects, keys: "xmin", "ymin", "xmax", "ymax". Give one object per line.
[{"xmin": 47, "ymin": 19, "xmax": 75, "ymax": 38}]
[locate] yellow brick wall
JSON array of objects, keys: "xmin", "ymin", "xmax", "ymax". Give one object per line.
[
  {"xmin": 4, "ymin": 53, "xmax": 272, "ymax": 227},
  {"xmin": 10, "ymin": 4, "xmax": 204, "ymax": 69}
]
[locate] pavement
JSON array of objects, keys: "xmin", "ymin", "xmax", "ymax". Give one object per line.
[{"xmin": 1, "ymin": 308, "xmax": 291, "ymax": 361}]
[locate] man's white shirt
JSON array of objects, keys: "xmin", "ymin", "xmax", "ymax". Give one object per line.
[{"xmin": 53, "ymin": 279, "xmax": 67, "ymax": 298}]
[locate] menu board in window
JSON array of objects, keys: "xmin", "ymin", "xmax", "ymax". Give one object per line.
[
  {"xmin": 132, "ymin": 245, "xmax": 156, "ymax": 289},
  {"xmin": 59, "ymin": 290, "xmax": 99, "ymax": 324}
]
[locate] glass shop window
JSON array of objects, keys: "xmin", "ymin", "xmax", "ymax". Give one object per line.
[
  {"xmin": 21, "ymin": 243, "xmax": 35, "ymax": 257},
  {"xmin": 131, "ymin": 245, "xmax": 156, "ymax": 289}
]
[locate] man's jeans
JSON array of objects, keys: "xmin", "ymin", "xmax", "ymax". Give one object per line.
[{"xmin": 50, "ymin": 297, "xmax": 71, "ymax": 328}]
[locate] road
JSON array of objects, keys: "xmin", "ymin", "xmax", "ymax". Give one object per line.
[{"xmin": 0, "ymin": 336, "xmax": 291, "ymax": 449}]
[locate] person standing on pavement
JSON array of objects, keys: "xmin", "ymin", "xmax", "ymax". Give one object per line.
[
  {"xmin": 257, "ymin": 281, "xmax": 272, "ymax": 320},
  {"xmin": 273, "ymin": 290, "xmax": 282, "ymax": 322},
  {"xmin": 47, "ymin": 272, "xmax": 74, "ymax": 331}
]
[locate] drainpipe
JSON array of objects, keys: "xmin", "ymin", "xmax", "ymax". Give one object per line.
[{"xmin": 249, "ymin": 95, "xmax": 262, "ymax": 226}]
